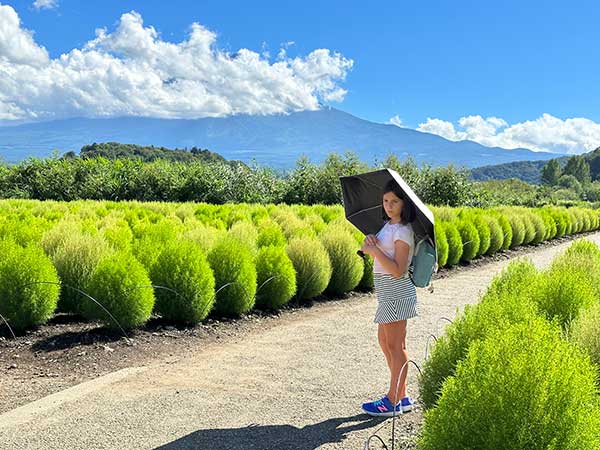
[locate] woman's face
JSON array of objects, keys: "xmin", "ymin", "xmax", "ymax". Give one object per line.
[{"xmin": 383, "ymin": 191, "xmax": 404, "ymax": 220}]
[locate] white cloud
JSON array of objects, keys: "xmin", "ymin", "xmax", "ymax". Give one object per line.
[
  {"xmin": 388, "ymin": 115, "xmax": 403, "ymax": 127},
  {"xmin": 0, "ymin": 7, "xmax": 353, "ymax": 121},
  {"xmin": 417, "ymin": 114, "xmax": 600, "ymax": 155},
  {"xmin": 32, "ymin": 0, "xmax": 58, "ymax": 10}
]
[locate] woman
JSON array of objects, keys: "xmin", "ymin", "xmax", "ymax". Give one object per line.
[{"xmin": 359, "ymin": 179, "xmax": 417, "ymax": 417}]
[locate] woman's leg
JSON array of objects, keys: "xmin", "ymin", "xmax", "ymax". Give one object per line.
[
  {"xmin": 378, "ymin": 323, "xmax": 392, "ymax": 370},
  {"xmin": 382, "ymin": 320, "xmax": 408, "ymax": 404}
]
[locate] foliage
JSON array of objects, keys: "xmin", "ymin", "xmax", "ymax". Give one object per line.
[
  {"xmin": 286, "ymin": 237, "xmax": 332, "ymax": 300},
  {"xmin": 255, "ymin": 245, "xmax": 297, "ymax": 310},
  {"xmin": 150, "ymin": 241, "xmax": 215, "ymax": 324},
  {"xmin": 84, "ymin": 251, "xmax": 155, "ymax": 329},
  {"xmin": 419, "ymin": 320, "xmax": 600, "ymax": 450},
  {"xmin": 0, "ymin": 241, "xmax": 60, "ymax": 331},
  {"xmin": 207, "ymin": 236, "xmax": 257, "ymax": 316}
]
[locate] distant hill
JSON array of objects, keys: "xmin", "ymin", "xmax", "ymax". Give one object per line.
[
  {"xmin": 0, "ymin": 108, "xmax": 560, "ymax": 168},
  {"xmin": 471, "ymin": 147, "xmax": 600, "ymax": 184},
  {"xmin": 77, "ymin": 142, "xmax": 236, "ymax": 165}
]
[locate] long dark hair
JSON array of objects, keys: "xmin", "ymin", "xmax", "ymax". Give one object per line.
[{"xmin": 382, "ymin": 179, "xmax": 416, "ymax": 224}]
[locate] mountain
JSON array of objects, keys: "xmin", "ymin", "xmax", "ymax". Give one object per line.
[{"xmin": 0, "ymin": 108, "xmax": 560, "ymax": 168}]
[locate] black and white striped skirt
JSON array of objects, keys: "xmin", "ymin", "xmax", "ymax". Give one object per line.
[{"xmin": 373, "ymin": 273, "xmax": 418, "ymax": 323}]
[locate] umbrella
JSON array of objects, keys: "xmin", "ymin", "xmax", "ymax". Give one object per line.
[{"xmin": 339, "ymin": 168, "xmax": 435, "ymax": 245}]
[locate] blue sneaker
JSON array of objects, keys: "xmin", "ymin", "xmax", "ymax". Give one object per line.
[
  {"xmin": 400, "ymin": 396, "xmax": 415, "ymax": 413},
  {"xmin": 361, "ymin": 395, "xmax": 402, "ymax": 417}
]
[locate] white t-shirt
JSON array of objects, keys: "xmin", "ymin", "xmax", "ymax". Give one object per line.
[{"xmin": 372, "ymin": 221, "xmax": 415, "ymax": 275}]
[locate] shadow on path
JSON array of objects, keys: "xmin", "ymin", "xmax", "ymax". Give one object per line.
[{"xmin": 153, "ymin": 413, "xmax": 384, "ymax": 450}]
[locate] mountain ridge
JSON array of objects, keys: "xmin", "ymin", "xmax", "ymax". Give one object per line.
[{"xmin": 0, "ymin": 108, "xmax": 560, "ymax": 168}]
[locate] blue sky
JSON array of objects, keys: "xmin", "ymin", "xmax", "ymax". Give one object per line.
[{"xmin": 1, "ymin": 0, "xmax": 600, "ymax": 154}]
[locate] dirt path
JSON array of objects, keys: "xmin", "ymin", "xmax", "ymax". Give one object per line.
[{"xmin": 1, "ymin": 233, "xmax": 599, "ymax": 450}]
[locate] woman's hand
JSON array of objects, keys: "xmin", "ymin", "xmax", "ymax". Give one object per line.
[
  {"xmin": 363, "ymin": 234, "xmax": 379, "ymax": 246},
  {"xmin": 360, "ymin": 243, "xmax": 378, "ymax": 257}
]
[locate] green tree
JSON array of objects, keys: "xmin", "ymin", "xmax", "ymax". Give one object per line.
[
  {"xmin": 563, "ymin": 156, "xmax": 591, "ymax": 185},
  {"xmin": 541, "ymin": 159, "xmax": 561, "ymax": 186}
]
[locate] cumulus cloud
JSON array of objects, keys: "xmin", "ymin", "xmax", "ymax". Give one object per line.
[
  {"xmin": 0, "ymin": 6, "xmax": 353, "ymax": 121},
  {"xmin": 417, "ymin": 114, "xmax": 600, "ymax": 155},
  {"xmin": 32, "ymin": 0, "xmax": 58, "ymax": 10},
  {"xmin": 388, "ymin": 115, "xmax": 403, "ymax": 127}
]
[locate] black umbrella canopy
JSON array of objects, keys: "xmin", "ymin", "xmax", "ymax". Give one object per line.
[{"xmin": 340, "ymin": 169, "xmax": 435, "ymax": 243}]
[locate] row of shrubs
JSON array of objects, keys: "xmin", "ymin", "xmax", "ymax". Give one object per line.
[
  {"xmin": 0, "ymin": 200, "xmax": 599, "ymax": 333},
  {"xmin": 418, "ymin": 240, "xmax": 600, "ymax": 449}
]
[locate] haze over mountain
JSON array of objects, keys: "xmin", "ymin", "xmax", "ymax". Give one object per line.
[{"xmin": 0, "ymin": 108, "xmax": 560, "ymax": 168}]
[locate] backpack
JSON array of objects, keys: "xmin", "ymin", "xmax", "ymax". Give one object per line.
[{"xmin": 409, "ymin": 236, "xmax": 437, "ymax": 288}]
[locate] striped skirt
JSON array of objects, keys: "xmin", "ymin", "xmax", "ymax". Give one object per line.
[{"xmin": 373, "ymin": 273, "xmax": 418, "ymax": 323}]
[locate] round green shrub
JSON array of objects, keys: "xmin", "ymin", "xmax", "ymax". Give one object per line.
[
  {"xmin": 538, "ymin": 210, "xmax": 557, "ymax": 240},
  {"xmin": 228, "ymin": 221, "xmax": 258, "ymax": 255},
  {"xmin": 319, "ymin": 228, "xmax": 363, "ymax": 295},
  {"xmin": 286, "ymin": 237, "xmax": 332, "ymax": 300},
  {"xmin": 547, "ymin": 208, "xmax": 568, "ymax": 238},
  {"xmin": 435, "ymin": 222, "xmax": 449, "ymax": 268},
  {"xmin": 51, "ymin": 233, "xmax": 112, "ymax": 315},
  {"xmin": 456, "ymin": 220, "xmax": 480, "ymax": 262},
  {"xmin": 99, "ymin": 218, "xmax": 133, "ymax": 251},
  {"xmin": 0, "ymin": 241, "xmax": 60, "ymax": 331},
  {"xmin": 506, "ymin": 213, "xmax": 525, "ymax": 248},
  {"xmin": 419, "ymin": 265, "xmax": 539, "ymax": 410},
  {"xmin": 528, "ymin": 212, "xmax": 546, "ymax": 245},
  {"xmin": 444, "ymin": 222, "xmax": 463, "ymax": 267},
  {"xmin": 483, "ymin": 215, "xmax": 503, "ymax": 255},
  {"xmin": 520, "ymin": 212, "xmax": 536, "ymax": 245},
  {"xmin": 207, "ymin": 236, "xmax": 257, "ymax": 316},
  {"xmin": 492, "ymin": 212, "xmax": 512, "ymax": 250},
  {"xmin": 83, "ymin": 251, "xmax": 154, "ymax": 329},
  {"xmin": 255, "ymin": 245, "xmax": 297, "ymax": 310},
  {"xmin": 150, "ymin": 241, "xmax": 215, "ymax": 324},
  {"xmin": 256, "ymin": 220, "xmax": 286, "ymax": 248},
  {"xmin": 419, "ymin": 320, "xmax": 600, "ymax": 450},
  {"xmin": 472, "ymin": 215, "xmax": 491, "ymax": 256},
  {"xmin": 356, "ymin": 255, "xmax": 374, "ymax": 291}
]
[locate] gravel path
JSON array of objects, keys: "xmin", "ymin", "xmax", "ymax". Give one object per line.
[{"xmin": 1, "ymin": 233, "xmax": 599, "ymax": 450}]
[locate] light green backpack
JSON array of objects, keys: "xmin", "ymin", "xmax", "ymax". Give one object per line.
[{"xmin": 409, "ymin": 237, "xmax": 437, "ymax": 288}]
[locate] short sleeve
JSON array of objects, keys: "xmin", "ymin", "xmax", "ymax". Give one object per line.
[{"xmin": 393, "ymin": 226, "xmax": 414, "ymax": 249}]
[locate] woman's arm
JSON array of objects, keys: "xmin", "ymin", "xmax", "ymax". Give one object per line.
[{"xmin": 361, "ymin": 240, "xmax": 410, "ymax": 278}]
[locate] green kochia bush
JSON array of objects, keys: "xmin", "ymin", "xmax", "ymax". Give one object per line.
[
  {"xmin": 150, "ymin": 241, "xmax": 215, "ymax": 324},
  {"xmin": 506, "ymin": 213, "xmax": 525, "ymax": 248},
  {"xmin": 419, "ymin": 320, "xmax": 600, "ymax": 450},
  {"xmin": 84, "ymin": 252, "xmax": 154, "ymax": 329},
  {"xmin": 50, "ymin": 233, "xmax": 112, "ymax": 315},
  {"xmin": 434, "ymin": 222, "xmax": 449, "ymax": 268},
  {"xmin": 286, "ymin": 237, "xmax": 332, "ymax": 300},
  {"xmin": 443, "ymin": 222, "xmax": 463, "ymax": 267},
  {"xmin": 483, "ymin": 215, "xmax": 503, "ymax": 255},
  {"xmin": 255, "ymin": 245, "xmax": 297, "ymax": 310},
  {"xmin": 456, "ymin": 220, "xmax": 480, "ymax": 262},
  {"xmin": 492, "ymin": 211, "xmax": 512, "ymax": 250},
  {"xmin": 207, "ymin": 236, "xmax": 257, "ymax": 316},
  {"xmin": 419, "ymin": 272, "xmax": 539, "ymax": 410},
  {"xmin": 356, "ymin": 255, "xmax": 374, "ymax": 291},
  {"xmin": 0, "ymin": 241, "xmax": 60, "ymax": 331},
  {"xmin": 472, "ymin": 215, "xmax": 491, "ymax": 256},
  {"xmin": 319, "ymin": 227, "xmax": 363, "ymax": 295}
]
